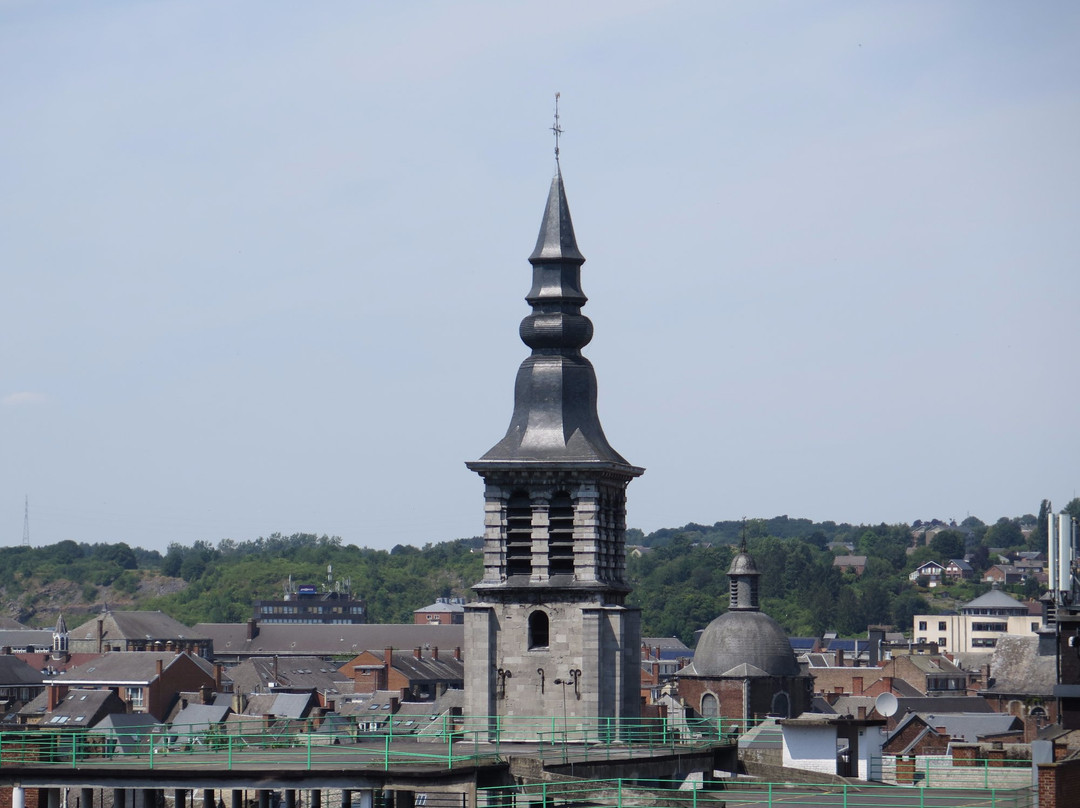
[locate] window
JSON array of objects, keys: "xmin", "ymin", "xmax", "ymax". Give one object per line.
[
  {"xmin": 918, "ymin": 621, "xmax": 927, "ymax": 631},
  {"xmin": 938, "ymin": 638, "xmax": 947, "ymax": 647},
  {"xmin": 528, "ymin": 610, "xmax": 549, "ymax": 649},
  {"xmin": 126, "ymin": 687, "xmax": 145, "ymax": 709},
  {"xmin": 938, "ymin": 621, "xmax": 946, "ymax": 631},
  {"xmin": 700, "ymin": 693, "xmax": 718, "ymax": 718}
]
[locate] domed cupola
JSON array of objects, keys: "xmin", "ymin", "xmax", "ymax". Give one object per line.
[{"xmin": 682, "ymin": 545, "xmax": 800, "ymax": 678}]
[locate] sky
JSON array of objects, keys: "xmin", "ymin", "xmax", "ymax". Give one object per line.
[{"xmin": 2, "ymin": 1, "xmax": 1078, "ymax": 554}]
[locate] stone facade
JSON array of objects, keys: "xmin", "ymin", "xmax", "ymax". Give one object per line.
[{"xmin": 463, "ymin": 166, "xmax": 642, "ymax": 737}]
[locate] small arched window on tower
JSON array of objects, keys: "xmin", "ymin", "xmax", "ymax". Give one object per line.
[
  {"xmin": 548, "ymin": 491, "xmax": 575, "ymax": 577},
  {"xmin": 506, "ymin": 491, "xmax": 533, "ymax": 577},
  {"xmin": 771, "ymin": 692, "xmax": 790, "ymax": 718},
  {"xmin": 700, "ymin": 693, "xmax": 718, "ymax": 718},
  {"xmin": 528, "ymin": 610, "xmax": 550, "ymax": 649}
]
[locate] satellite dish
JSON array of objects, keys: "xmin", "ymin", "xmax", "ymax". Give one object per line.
[{"xmin": 875, "ymin": 692, "xmax": 899, "ymax": 718}]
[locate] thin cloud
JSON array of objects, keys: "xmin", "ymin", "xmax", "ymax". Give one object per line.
[{"xmin": 2, "ymin": 392, "xmax": 50, "ymax": 407}]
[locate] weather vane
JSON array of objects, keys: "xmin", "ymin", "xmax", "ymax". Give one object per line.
[{"xmin": 551, "ymin": 92, "xmax": 563, "ymax": 161}]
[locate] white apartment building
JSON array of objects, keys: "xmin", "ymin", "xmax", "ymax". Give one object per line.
[{"xmin": 912, "ymin": 589, "xmax": 1040, "ymax": 653}]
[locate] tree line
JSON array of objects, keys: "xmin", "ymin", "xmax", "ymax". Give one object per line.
[{"xmin": 2, "ymin": 500, "xmax": 1076, "ymax": 642}]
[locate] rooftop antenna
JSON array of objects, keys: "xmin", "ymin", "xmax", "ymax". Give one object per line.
[
  {"xmin": 551, "ymin": 92, "xmax": 563, "ymax": 163},
  {"xmin": 739, "ymin": 516, "xmax": 748, "ymax": 551},
  {"xmin": 22, "ymin": 496, "xmax": 29, "ymax": 547}
]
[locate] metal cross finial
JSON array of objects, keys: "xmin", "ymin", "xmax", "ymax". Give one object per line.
[{"xmin": 551, "ymin": 92, "xmax": 563, "ymax": 161}]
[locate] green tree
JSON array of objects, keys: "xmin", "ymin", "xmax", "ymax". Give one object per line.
[
  {"xmin": 930, "ymin": 530, "xmax": 966, "ymax": 560},
  {"xmin": 984, "ymin": 518, "xmax": 1024, "ymax": 549},
  {"xmin": 1063, "ymin": 498, "xmax": 1080, "ymax": 524},
  {"xmin": 891, "ymin": 591, "xmax": 930, "ymax": 630}
]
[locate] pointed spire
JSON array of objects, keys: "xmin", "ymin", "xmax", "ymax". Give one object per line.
[{"xmin": 529, "ymin": 167, "xmax": 584, "ymax": 263}]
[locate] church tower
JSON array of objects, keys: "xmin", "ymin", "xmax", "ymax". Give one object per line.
[{"xmin": 464, "ymin": 161, "xmax": 644, "ymax": 736}]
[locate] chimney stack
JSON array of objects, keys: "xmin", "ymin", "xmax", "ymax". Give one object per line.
[
  {"xmin": 414, "ymin": 647, "xmax": 422, "ymax": 660},
  {"xmin": 453, "ymin": 647, "xmax": 461, "ymax": 661},
  {"xmin": 432, "ymin": 647, "xmax": 439, "ymax": 660}
]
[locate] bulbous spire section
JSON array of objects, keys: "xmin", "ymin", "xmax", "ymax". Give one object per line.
[{"xmin": 471, "ymin": 166, "xmax": 638, "ymax": 468}]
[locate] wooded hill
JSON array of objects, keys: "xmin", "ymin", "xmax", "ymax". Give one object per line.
[{"xmin": 3, "ymin": 503, "xmax": 1074, "ymax": 646}]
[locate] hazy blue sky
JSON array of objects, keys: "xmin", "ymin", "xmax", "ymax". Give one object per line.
[{"xmin": 3, "ymin": 1, "xmax": 1078, "ymax": 553}]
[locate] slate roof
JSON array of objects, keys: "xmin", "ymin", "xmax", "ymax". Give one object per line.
[
  {"xmin": 170, "ymin": 703, "xmax": 232, "ymax": 743},
  {"xmin": 49, "ymin": 651, "xmax": 204, "ymax": 685},
  {"xmin": 228, "ymin": 656, "xmax": 351, "ymax": 697},
  {"xmin": 414, "ymin": 601, "xmax": 464, "ymax": 614},
  {"xmin": 383, "ymin": 650, "xmax": 464, "ymax": 683},
  {"xmin": 641, "ymin": 637, "xmax": 692, "ymax": 658},
  {"xmin": 94, "ymin": 714, "xmax": 166, "ymax": 752},
  {"xmin": 0, "ymin": 617, "xmax": 28, "ymax": 630},
  {"xmin": 685, "ymin": 610, "xmax": 800, "ymax": 678},
  {"xmin": 44, "ymin": 688, "xmax": 124, "ymax": 727},
  {"xmin": 893, "ymin": 711, "xmax": 1022, "ymax": 743},
  {"xmin": 0, "ymin": 655, "xmax": 45, "ymax": 686},
  {"xmin": 983, "ymin": 634, "xmax": 1056, "ymax": 696},
  {"xmin": 69, "ymin": 611, "xmax": 206, "ymax": 644},
  {"xmin": 962, "ymin": 590, "xmax": 1028, "ymax": 614},
  {"xmin": 0, "ymin": 630, "xmax": 54, "ymax": 650},
  {"xmin": 469, "ymin": 167, "xmax": 640, "ymax": 469},
  {"xmin": 195, "ymin": 623, "xmax": 464, "ymax": 659},
  {"xmin": 243, "ymin": 692, "xmax": 314, "ymax": 719},
  {"xmin": 900, "ymin": 654, "xmax": 966, "ymax": 675}
]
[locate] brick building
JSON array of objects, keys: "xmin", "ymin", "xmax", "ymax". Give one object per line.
[{"xmin": 677, "ymin": 546, "xmax": 812, "ymax": 721}]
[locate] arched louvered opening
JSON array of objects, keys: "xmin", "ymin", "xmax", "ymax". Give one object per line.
[
  {"xmin": 528, "ymin": 610, "xmax": 550, "ymax": 649},
  {"xmin": 548, "ymin": 491, "xmax": 575, "ymax": 577},
  {"xmin": 506, "ymin": 491, "xmax": 533, "ymax": 577}
]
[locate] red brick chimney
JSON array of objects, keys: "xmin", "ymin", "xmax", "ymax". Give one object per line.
[
  {"xmin": 431, "ymin": 647, "xmax": 439, "ymax": 660},
  {"xmin": 883, "ymin": 676, "xmax": 894, "ymax": 692},
  {"xmin": 414, "ymin": 647, "xmax": 422, "ymax": 660},
  {"xmin": 852, "ymin": 676, "xmax": 863, "ymax": 696},
  {"xmin": 47, "ymin": 684, "xmax": 67, "ymax": 711},
  {"xmin": 453, "ymin": 647, "xmax": 461, "ymax": 661},
  {"xmin": 857, "ymin": 706, "xmax": 867, "ymax": 719}
]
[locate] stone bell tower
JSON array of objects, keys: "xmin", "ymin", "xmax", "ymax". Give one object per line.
[{"xmin": 464, "ymin": 161, "xmax": 644, "ymax": 735}]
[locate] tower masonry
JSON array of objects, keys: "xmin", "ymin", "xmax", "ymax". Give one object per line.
[{"xmin": 464, "ymin": 164, "xmax": 644, "ymax": 736}]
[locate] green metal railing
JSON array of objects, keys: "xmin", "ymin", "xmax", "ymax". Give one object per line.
[
  {"xmin": 479, "ymin": 777, "xmax": 1034, "ymax": 808},
  {"xmin": 0, "ymin": 714, "xmax": 728, "ymax": 772},
  {"xmin": 873, "ymin": 754, "xmax": 1035, "ymax": 790}
]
